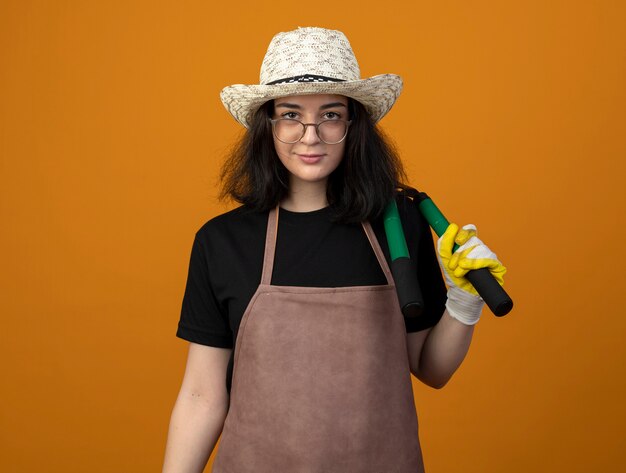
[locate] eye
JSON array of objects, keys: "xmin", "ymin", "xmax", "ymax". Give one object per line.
[
  {"xmin": 322, "ymin": 111, "xmax": 342, "ymax": 120},
  {"xmin": 280, "ymin": 111, "xmax": 299, "ymax": 119}
]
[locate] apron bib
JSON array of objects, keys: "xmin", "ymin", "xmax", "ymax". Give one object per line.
[{"xmin": 212, "ymin": 207, "xmax": 424, "ymax": 472}]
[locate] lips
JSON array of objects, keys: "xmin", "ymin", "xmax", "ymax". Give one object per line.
[{"xmin": 297, "ymin": 154, "xmax": 324, "ymax": 164}]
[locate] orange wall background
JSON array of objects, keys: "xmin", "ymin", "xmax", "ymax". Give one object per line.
[{"xmin": 1, "ymin": 1, "xmax": 624, "ymax": 471}]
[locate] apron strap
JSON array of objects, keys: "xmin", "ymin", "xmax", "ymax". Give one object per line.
[
  {"xmin": 260, "ymin": 206, "xmax": 280, "ymax": 285},
  {"xmin": 260, "ymin": 206, "xmax": 394, "ymax": 286},
  {"xmin": 361, "ymin": 221, "xmax": 394, "ymax": 286}
]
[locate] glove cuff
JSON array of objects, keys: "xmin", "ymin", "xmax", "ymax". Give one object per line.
[{"xmin": 446, "ymin": 286, "xmax": 485, "ymax": 325}]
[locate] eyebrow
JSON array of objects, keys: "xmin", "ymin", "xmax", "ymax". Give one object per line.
[{"xmin": 275, "ymin": 102, "xmax": 348, "ymax": 110}]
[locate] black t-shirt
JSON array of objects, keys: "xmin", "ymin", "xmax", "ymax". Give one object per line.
[{"xmin": 177, "ymin": 194, "xmax": 447, "ymax": 391}]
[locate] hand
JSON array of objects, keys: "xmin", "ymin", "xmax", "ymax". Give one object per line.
[
  {"xmin": 437, "ymin": 223, "xmax": 506, "ymax": 296},
  {"xmin": 437, "ymin": 223, "xmax": 506, "ymax": 325}
]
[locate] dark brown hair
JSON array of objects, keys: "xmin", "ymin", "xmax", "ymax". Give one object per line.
[{"xmin": 219, "ymin": 98, "xmax": 407, "ymax": 223}]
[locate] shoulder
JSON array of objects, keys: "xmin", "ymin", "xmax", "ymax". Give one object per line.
[
  {"xmin": 195, "ymin": 205, "xmax": 269, "ymax": 244},
  {"xmin": 370, "ymin": 187, "xmax": 429, "ymax": 232}
]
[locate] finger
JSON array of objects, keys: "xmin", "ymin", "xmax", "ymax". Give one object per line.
[
  {"xmin": 439, "ymin": 223, "xmax": 459, "ymax": 260},
  {"xmin": 457, "ymin": 259, "xmax": 507, "ymax": 285},
  {"xmin": 455, "ymin": 225, "xmax": 477, "ymax": 246},
  {"xmin": 453, "ymin": 265, "xmax": 470, "ymax": 278},
  {"xmin": 458, "ymin": 257, "xmax": 502, "ymax": 271},
  {"xmin": 449, "ymin": 244, "xmax": 478, "ymax": 271},
  {"xmin": 489, "ymin": 265, "xmax": 507, "ymax": 286}
]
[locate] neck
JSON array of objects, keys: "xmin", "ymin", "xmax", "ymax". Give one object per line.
[{"xmin": 280, "ymin": 177, "xmax": 329, "ymax": 212}]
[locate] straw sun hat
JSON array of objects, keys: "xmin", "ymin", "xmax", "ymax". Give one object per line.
[{"xmin": 220, "ymin": 27, "xmax": 403, "ymax": 128}]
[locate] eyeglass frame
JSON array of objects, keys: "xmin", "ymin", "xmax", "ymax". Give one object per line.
[{"xmin": 268, "ymin": 118, "xmax": 352, "ymax": 145}]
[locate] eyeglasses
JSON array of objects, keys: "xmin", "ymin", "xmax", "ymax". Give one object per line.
[{"xmin": 269, "ymin": 118, "xmax": 352, "ymax": 145}]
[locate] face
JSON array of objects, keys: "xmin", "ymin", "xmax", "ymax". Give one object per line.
[{"xmin": 272, "ymin": 94, "xmax": 349, "ymax": 190}]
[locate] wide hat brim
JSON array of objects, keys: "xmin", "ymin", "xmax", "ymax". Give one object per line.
[{"xmin": 220, "ymin": 73, "xmax": 403, "ymax": 128}]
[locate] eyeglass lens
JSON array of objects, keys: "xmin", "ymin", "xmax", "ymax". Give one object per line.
[{"xmin": 273, "ymin": 119, "xmax": 348, "ymax": 144}]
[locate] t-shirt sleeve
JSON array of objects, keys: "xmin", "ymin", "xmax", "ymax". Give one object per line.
[
  {"xmin": 398, "ymin": 195, "xmax": 448, "ymax": 333},
  {"xmin": 176, "ymin": 232, "xmax": 233, "ymax": 348}
]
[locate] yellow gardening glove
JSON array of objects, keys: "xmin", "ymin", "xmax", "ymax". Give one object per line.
[
  {"xmin": 437, "ymin": 223, "xmax": 506, "ymax": 295},
  {"xmin": 437, "ymin": 223, "xmax": 507, "ymax": 325}
]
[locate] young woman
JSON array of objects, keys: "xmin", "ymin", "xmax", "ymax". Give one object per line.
[{"xmin": 163, "ymin": 27, "xmax": 505, "ymax": 473}]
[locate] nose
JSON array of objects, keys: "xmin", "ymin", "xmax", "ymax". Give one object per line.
[{"xmin": 300, "ymin": 123, "xmax": 321, "ymax": 145}]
